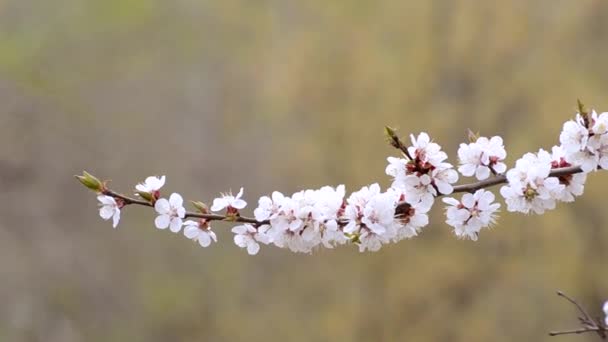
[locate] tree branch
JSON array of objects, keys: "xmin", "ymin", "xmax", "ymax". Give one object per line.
[{"xmin": 95, "ymin": 165, "xmax": 586, "ymax": 229}]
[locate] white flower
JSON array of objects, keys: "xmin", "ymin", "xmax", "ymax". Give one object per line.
[
  {"xmin": 232, "ymin": 224, "xmax": 270, "ymax": 255},
  {"xmin": 431, "ymin": 165, "xmax": 459, "ymax": 195},
  {"xmin": 386, "ymin": 132, "xmax": 457, "ymax": 202},
  {"xmin": 603, "ymin": 301, "xmax": 608, "ymax": 326},
  {"xmin": 408, "ymin": 132, "xmax": 448, "ymax": 167},
  {"xmin": 361, "ymin": 191, "xmax": 398, "ymax": 235},
  {"xmin": 98, "ymin": 195, "xmax": 121, "ymax": 228},
  {"xmin": 210, "ymin": 187, "xmax": 247, "ymax": 212},
  {"xmin": 458, "ymin": 136, "xmax": 507, "ymax": 180},
  {"xmin": 183, "ymin": 220, "xmax": 217, "ymax": 247},
  {"xmin": 401, "ymin": 174, "xmax": 435, "ymax": 209},
  {"xmin": 390, "ymin": 189, "xmax": 430, "ymax": 240},
  {"xmin": 500, "ymin": 151, "xmax": 564, "ymax": 214},
  {"xmin": 442, "ymin": 190, "xmax": 500, "ymax": 241},
  {"xmin": 559, "ymin": 111, "xmax": 608, "ymax": 172},
  {"xmin": 135, "ymin": 175, "xmax": 165, "ymax": 193},
  {"xmin": 254, "ymin": 185, "xmax": 347, "ymax": 253},
  {"xmin": 550, "ymin": 145, "xmax": 586, "ymax": 202},
  {"xmin": 154, "ymin": 193, "xmax": 186, "ymax": 232},
  {"xmin": 344, "ymin": 185, "xmax": 400, "ymax": 252},
  {"xmin": 343, "ymin": 183, "xmax": 382, "ymax": 234}
]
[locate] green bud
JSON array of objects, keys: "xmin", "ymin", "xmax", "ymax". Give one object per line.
[
  {"xmin": 577, "ymin": 99, "xmax": 587, "ymax": 115},
  {"xmin": 191, "ymin": 201, "xmax": 209, "ymax": 214},
  {"xmin": 467, "ymin": 129, "xmax": 480, "ymax": 143},
  {"xmin": 75, "ymin": 171, "xmax": 103, "ymax": 192},
  {"xmin": 136, "ymin": 191, "xmax": 154, "ymax": 202},
  {"xmin": 384, "ymin": 126, "xmax": 400, "ymax": 148}
]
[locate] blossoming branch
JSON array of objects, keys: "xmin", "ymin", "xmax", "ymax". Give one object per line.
[{"xmin": 78, "ymin": 101, "xmax": 603, "ymax": 255}]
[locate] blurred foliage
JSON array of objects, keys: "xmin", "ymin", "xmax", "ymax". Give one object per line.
[{"xmin": 1, "ymin": 0, "xmax": 608, "ymax": 341}]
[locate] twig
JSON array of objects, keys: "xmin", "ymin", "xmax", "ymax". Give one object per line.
[
  {"xmin": 549, "ymin": 328, "xmax": 600, "ymax": 337},
  {"xmin": 102, "ymin": 189, "xmax": 268, "ymax": 225},
  {"xmin": 549, "ymin": 291, "xmax": 607, "ymax": 340}
]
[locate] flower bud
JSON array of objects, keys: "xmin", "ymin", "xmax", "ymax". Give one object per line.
[
  {"xmin": 191, "ymin": 201, "xmax": 209, "ymax": 214},
  {"xmin": 75, "ymin": 171, "xmax": 103, "ymax": 192},
  {"xmin": 136, "ymin": 191, "xmax": 154, "ymax": 202},
  {"xmin": 384, "ymin": 126, "xmax": 400, "ymax": 149},
  {"xmin": 467, "ymin": 129, "xmax": 480, "ymax": 143}
]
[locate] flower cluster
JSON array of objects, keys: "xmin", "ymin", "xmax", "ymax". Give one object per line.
[
  {"xmin": 442, "ymin": 190, "xmax": 500, "ymax": 240},
  {"xmin": 560, "ymin": 110, "xmax": 608, "ymax": 172},
  {"xmin": 500, "ymin": 150, "xmax": 564, "ymax": 214},
  {"xmin": 80, "ymin": 104, "xmax": 608, "ymax": 256},
  {"xmin": 343, "ymin": 185, "xmax": 429, "ymax": 252},
  {"xmin": 386, "ymin": 132, "xmax": 458, "ymax": 209},
  {"xmin": 457, "ymin": 136, "xmax": 507, "ymax": 180},
  {"xmin": 252, "ymin": 185, "xmax": 347, "ymax": 253}
]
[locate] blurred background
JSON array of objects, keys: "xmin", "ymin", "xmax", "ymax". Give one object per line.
[{"xmin": 1, "ymin": 0, "xmax": 608, "ymax": 341}]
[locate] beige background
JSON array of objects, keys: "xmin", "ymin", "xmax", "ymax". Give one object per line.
[{"xmin": 1, "ymin": 1, "xmax": 608, "ymax": 341}]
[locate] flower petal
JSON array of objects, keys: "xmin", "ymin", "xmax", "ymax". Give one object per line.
[
  {"xmin": 155, "ymin": 214, "xmax": 170, "ymax": 229},
  {"xmin": 154, "ymin": 198, "xmax": 170, "ymax": 214},
  {"xmin": 169, "ymin": 193, "xmax": 183, "ymax": 208},
  {"xmin": 246, "ymin": 241, "xmax": 260, "ymax": 255},
  {"xmin": 169, "ymin": 218, "xmax": 183, "ymax": 233}
]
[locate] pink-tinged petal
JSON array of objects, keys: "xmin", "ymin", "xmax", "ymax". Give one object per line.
[
  {"xmin": 435, "ymin": 181, "xmax": 453, "ymax": 195},
  {"xmin": 455, "ymin": 209, "xmax": 470, "ymax": 221},
  {"xmin": 301, "ymin": 227, "xmax": 316, "ymax": 241},
  {"xmin": 99, "ymin": 206, "xmax": 115, "ymax": 220},
  {"xmin": 442, "ymin": 197, "xmax": 460, "ymax": 206},
  {"xmin": 475, "ymin": 166, "xmax": 490, "ymax": 180},
  {"xmin": 410, "ymin": 213, "xmax": 429, "ymax": 227},
  {"xmin": 97, "ymin": 195, "xmax": 116, "ymax": 206},
  {"xmin": 155, "ymin": 215, "xmax": 170, "ymax": 229},
  {"xmin": 231, "ymin": 199, "xmax": 247, "ymax": 209},
  {"xmin": 112, "ymin": 210, "xmax": 121, "ymax": 228},
  {"xmin": 461, "ymin": 194, "xmax": 476, "ymax": 208},
  {"xmin": 169, "ymin": 218, "xmax": 183, "ymax": 233},
  {"xmin": 154, "ymin": 198, "xmax": 170, "ymax": 214},
  {"xmin": 493, "ymin": 163, "xmax": 507, "ymax": 174},
  {"xmin": 155, "ymin": 175, "xmax": 166, "ymax": 189},
  {"xmin": 247, "ymin": 241, "xmax": 260, "ymax": 255},
  {"xmin": 210, "ymin": 198, "xmax": 228, "ymax": 212},
  {"xmin": 234, "ymin": 235, "xmax": 247, "ymax": 247},
  {"xmin": 135, "ymin": 184, "xmax": 148, "ymax": 192},
  {"xmin": 184, "ymin": 225, "xmax": 199, "ymax": 239},
  {"xmin": 289, "ymin": 219, "xmax": 302, "ymax": 231},
  {"xmin": 478, "ymin": 189, "xmax": 495, "ymax": 203},
  {"xmin": 458, "ymin": 164, "xmax": 477, "ymax": 177},
  {"xmin": 198, "ymin": 232, "xmax": 212, "ymax": 247},
  {"xmin": 235, "ymin": 187, "xmax": 244, "ymax": 199},
  {"xmin": 231, "ymin": 225, "xmax": 248, "ymax": 235},
  {"xmin": 271, "ymin": 191, "xmax": 285, "ymax": 203},
  {"xmin": 169, "ymin": 193, "xmax": 183, "ymax": 208}
]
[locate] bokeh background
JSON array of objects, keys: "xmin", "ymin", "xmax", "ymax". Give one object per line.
[{"xmin": 1, "ymin": 1, "xmax": 608, "ymax": 341}]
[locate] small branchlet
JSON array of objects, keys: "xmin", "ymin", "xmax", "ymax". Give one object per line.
[{"xmin": 549, "ymin": 291, "xmax": 607, "ymax": 340}]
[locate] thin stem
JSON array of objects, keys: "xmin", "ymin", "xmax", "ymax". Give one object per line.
[
  {"xmin": 549, "ymin": 328, "xmax": 599, "ymax": 336},
  {"xmin": 557, "ymin": 290, "xmax": 596, "ymax": 325},
  {"xmin": 394, "ymin": 165, "xmax": 584, "ymax": 208},
  {"xmin": 549, "ymin": 291, "xmax": 607, "ymax": 340},
  {"xmin": 102, "ymin": 189, "xmax": 269, "ymax": 225}
]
